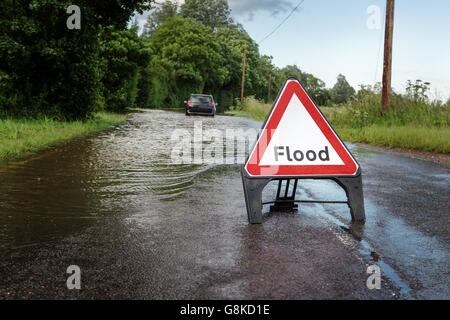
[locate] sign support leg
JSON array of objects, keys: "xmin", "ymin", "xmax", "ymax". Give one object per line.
[
  {"xmin": 333, "ymin": 174, "xmax": 366, "ymax": 223},
  {"xmin": 241, "ymin": 170, "xmax": 271, "ymax": 224}
]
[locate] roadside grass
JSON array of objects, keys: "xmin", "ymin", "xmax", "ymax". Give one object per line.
[
  {"xmin": 228, "ymin": 96, "xmax": 450, "ymax": 153},
  {"xmin": 226, "ymin": 97, "xmax": 272, "ymax": 122},
  {"xmin": 337, "ymin": 125, "xmax": 449, "ymax": 153},
  {"xmin": 0, "ymin": 112, "xmax": 127, "ymax": 161}
]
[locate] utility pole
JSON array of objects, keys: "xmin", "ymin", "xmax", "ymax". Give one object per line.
[
  {"xmin": 240, "ymin": 43, "xmax": 247, "ymax": 107},
  {"xmin": 267, "ymin": 73, "xmax": 272, "ymax": 102},
  {"xmin": 382, "ymin": 0, "xmax": 395, "ymax": 110}
]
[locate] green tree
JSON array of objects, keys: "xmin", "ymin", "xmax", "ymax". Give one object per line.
[
  {"xmin": 180, "ymin": 0, "xmax": 232, "ymax": 29},
  {"xmin": 274, "ymin": 65, "xmax": 330, "ymax": 105},
  {"xmin": 89, "ymin": 1, "xmax": 154, "ymax": 29},
  {"xmin": 0, "ymin": 0, "xmax": 154, "ymax": 119},
  {"xmin": 330, "ymin": 74, "xmax": 355, "ymax": 104},
  {"xmin": 142, "ymin": 0, "xmax": 179, "ymax": 38},
  {"xmin": 135, "ymin": 36, "xmax": 154, "ymax": 108},
  {"xmin": 148, "ymin": 16, "xmax": 228, "ymax": 107},
  {"xmin": 100, "ymin": 27, "xmax": 151, "ymax": 112},
  {"xmin": 251, "ymin": 54, "xmax": 276, "ymax": 102},
  {"xmin": 0, "ymin": 0, "xmax": 103, "ymax": 119},
  {"xmin": 135, "ymin": 64, "xmax": 153, "ymax": 108},
  {"xmin": 302, "ymin": 73, "xmax": 330, "ymax": 106},
  {"xmin": 212, "ymin": 25, "xmax": 261, "ymax": 108},
  {"xmin": 132, "ymin": 4, "xmax": 333, "ymax": 111}
]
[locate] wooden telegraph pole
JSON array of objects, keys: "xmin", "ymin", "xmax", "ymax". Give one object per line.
[
  {"xmin": 240, "ymin": 43, "xmax": 247, "ymax": 107},
  {"xmin": 267, "ymin": 73, "xmax": 272, "ymax": 102},
  {"xmin": 382, "ymin": 0, "xmax": 395, "ymax": 110}
]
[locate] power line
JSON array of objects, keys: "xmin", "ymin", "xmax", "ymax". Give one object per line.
[
  {"xmin": 258, "ymin": 0, "xmax": 305, "ymax": 44},
  {"xmin": 374, "ymin": 2, "xmax": 386, "ymax": 85}
]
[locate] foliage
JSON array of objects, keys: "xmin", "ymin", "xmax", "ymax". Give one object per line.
[
  {"xmin": 180, "ymin": 0, "xmax": 233, "ymax": 29},
  {"xmin": 405, "ymin": 79, "xmax": 431, "ymax": 102},
  {"xmin": 330, "ymin": 74, "xmax": 355, "ymax": 104},
  {"xmin": 142, "ymin": 0, "xmax": 232, "ymax": 37},
  {"xmin": 141, "ymin": 14, "xmax": 282, "ymax": 110},
  {"xmin": 100, "ymin": 27, "xmax": 151, "ymax": 112},
  {"xmin": 142, "ymin": 0, "xmax": 179, "ymax": 38},
  {"xmin": 0, "ymin": 0, "xmax": 154, "ymax": 120},
  {"xmin": 135, "ymin": 64, "xmax": 153, "ymax": 108},
  {"xmin": 211, "ymin": 24, "xmax": 267, "ymax": 109},
  {"xmin": 88, "ymin": 0, "xmax": 154, "ymax": 29},
  {"xmin": 274, "ymin": 65, "xmax": 330, "ymax": 105},
  {"xmin": 327, "ymin": 83, "xmax": 449, "ymax": 129},
  {"xmin": 147, "ymin": 16, "xmax": 228, "ymax": 107},
  {"xmin": 0, "ymin": 0, "xmax": 332, "ymax": 118},
  {"xmin": 0, "ymin": 0, "xmax": 101, "ymax": 119}
]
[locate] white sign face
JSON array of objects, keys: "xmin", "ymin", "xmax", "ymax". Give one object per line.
[{"xmin": 259, "ymin": 94, "xmax": 344, "ymax": 166}]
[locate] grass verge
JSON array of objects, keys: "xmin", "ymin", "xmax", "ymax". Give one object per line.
[
  {"xmin": 227, "ymin": 97, "xmax": 449, "ymax": 154},
  {"xmin": 226, "ymin": 98, "xmax": 272, "ymax": 122},
  {"xmin": 337, "ymin": 125, "xmax": 449, "ymax": 153},
  {"xmin": 0, "ymin": 112, "xmax": 127, "ymax": 161}
]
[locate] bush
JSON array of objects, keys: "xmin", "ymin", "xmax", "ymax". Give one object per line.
[
  {"xmin": 0, "ymin": 0, "xmax": 103, "ymax": 120},
  {"xmin": 100, "ymin": 27, "xmax": 151, "ymax": 112},
  {"xmin": 135, "ymin": 66, "xmax": 152, "ymax": 108},
  {"xmin": 0, "ymin": 0, "xmax": 153, "ymax": 119}
]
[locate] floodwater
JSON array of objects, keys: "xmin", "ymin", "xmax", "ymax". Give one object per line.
[{"xmin": 0, "ymin": 110, "xmax": 448, "ymax": 299}]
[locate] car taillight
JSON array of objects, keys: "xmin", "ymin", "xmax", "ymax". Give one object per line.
[
  {"xmin": 212, "ymin": 102, "xmax": 215, "ymax": 108},
  {"xmin": 187, "ymin": 100, "xmax": 190, "ymax": 107}
]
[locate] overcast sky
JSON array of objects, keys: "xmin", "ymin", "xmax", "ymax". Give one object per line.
[{"xmin": 136, "ymin": 0, "xmax": 450, "ymax": 100}]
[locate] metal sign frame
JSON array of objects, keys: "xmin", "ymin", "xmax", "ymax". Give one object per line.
[{"xmin": 241, "ymin": 77, "xmax": 365, "ymax": 224}]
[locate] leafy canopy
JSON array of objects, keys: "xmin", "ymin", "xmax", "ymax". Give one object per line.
[
  {"xmin": 330, "ymin": 74, "xmax": 355, "ymax": 104},
  {"xmin": 180, "ymin": 0, "xmax": 233, "ymax": 29},
  {"xmin": 0, "ymin": 0, "xmax": 155, "ymax": 119}
]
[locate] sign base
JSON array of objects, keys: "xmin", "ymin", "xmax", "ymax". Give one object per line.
[
  {"xmin": 241, "ymin": 168, "xmax": 366, "ymax": 224},
  {"xmin": 269, "ymin": 179, "xmax": 299, "ymax": 213}
]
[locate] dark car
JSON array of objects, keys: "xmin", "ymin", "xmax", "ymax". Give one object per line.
[{"xmin": 184, "ymin": 94, "xmax": 217, "ymax": 116}]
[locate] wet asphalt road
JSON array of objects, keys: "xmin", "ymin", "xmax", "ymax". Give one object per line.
[{"xmin": 0, "ymin": 110, "xmax": 448, "ymax": 299}]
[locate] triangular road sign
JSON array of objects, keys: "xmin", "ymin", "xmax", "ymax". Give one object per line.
[{"xmin": 244, "ymin": 77, "xmax": 359, "ymax": 177}]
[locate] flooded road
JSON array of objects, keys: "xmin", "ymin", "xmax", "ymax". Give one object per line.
[{"xmin": 0, "ymin": 110, "xmax": 448, "ymax": 299}]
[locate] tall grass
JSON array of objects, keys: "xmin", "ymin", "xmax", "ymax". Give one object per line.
[
  {"xmin": 228, "ymin": 93, "xmax": 450, "ymax": 153},
  {"xmin": 0, "ymin": 112, "xmax": 126, "ymax": 161},
  {"xmin": 322, "ymin": 92, "xmax": 449, "ymax": 153},
  {"xmin": 227, "ymin": 97, "xmax": 272, "ymax": 121},
  {"xmin": 323, "ymin": 92, "xmax": 449, "ymax": 129},
  {"xmin": 338, "ymin": 125, "xmax": 450, "ymax": 153}
]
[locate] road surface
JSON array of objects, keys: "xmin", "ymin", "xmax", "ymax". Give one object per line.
[{"xmin": 0, "ymin": 110, "xmax": 448, "ymax": 299}]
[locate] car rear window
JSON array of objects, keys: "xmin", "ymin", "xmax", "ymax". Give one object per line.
[{"xmin": 190, "ymin": 96, "xmax": 212, "ymax": 103}]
